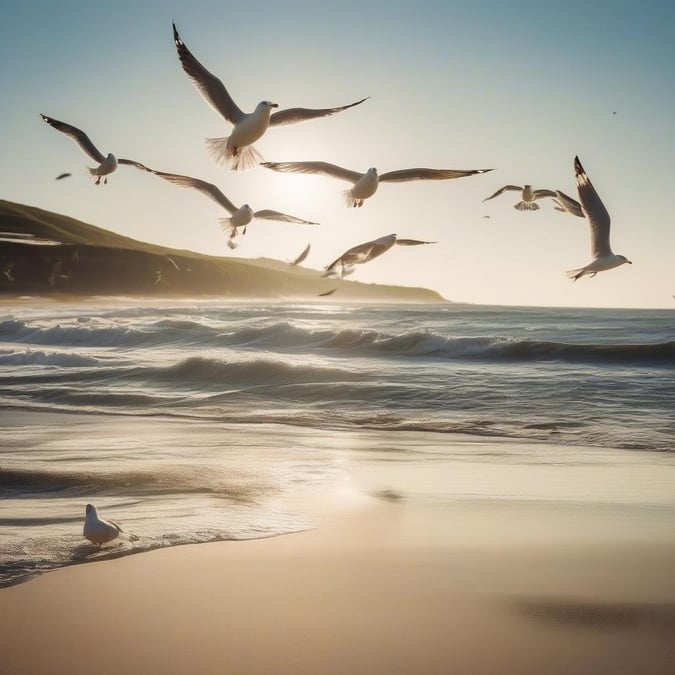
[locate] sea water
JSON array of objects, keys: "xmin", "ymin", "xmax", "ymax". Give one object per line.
[{"xmin": 1, "ymin": 301, "xmax": 673, "ymax": 586}]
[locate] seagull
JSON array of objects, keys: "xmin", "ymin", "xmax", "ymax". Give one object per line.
[
  {"xmin": 325, "ymin": 234, "xmax": 435, "ymax": 277},
  {"xmin": 290, "ymin": 243, "xmax": 311, "ymax": 266},
  {"xmin": 83, "ymin": 504, "xmax": 123, "ymax": 548},
  {"xmin": 551, "ymin": 190, "xmax": 584, "ymax": 218},
  {"xmin": 55, "ymin": 172, "xmax": 72, "ymax": 180},
  {"xmin": 483, "ymin": 184, "xmax": 557, "ymax": 211},
  {"xmin": 262, "ymin": 162, "xmax": 492, "ymax": 207},
  {"xmin": 40, "ymin": 115, "xmax": 142, "ymax": 185},
  {"xmin": 318, "ymin": 288, "xmax": 337, "ymax": 297},
  {"xmin": 132, "ymin": 162, "xmax": 318, "ymax": 248},
  {"xmin": 566, "ymin": 156, "xmax": 632, "ymax": 281},
  {"xmin": 173, "ymin": 23, "xmax": 368, "ymax": 171}
]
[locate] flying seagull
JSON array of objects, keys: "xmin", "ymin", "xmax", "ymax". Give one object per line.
[
  {"xmin": 173, "ymin": 23, "xmax": 368, "ymax": 171},
  {"xmin": 566, "ymin": 156, "xmax": 631, "ymax": 281},
  {"xmin": 40, "ymin": 115, "xmax": 142, "ymax": 185},
  {"xmin": 290, "ymin": 243, "xmax": 311, "ymax": 266},
  {"xmin": 132, "ymin": 162, "xmax": 318, "ymax": 248},
  {"xmin": 83, "ymin": 504, "xmax": 123, "ymax": 549},
  {"xmin": 318, "ymin": 288, "xmax": 337, "ymax": 297},
  {"xmin": 325, "ymin": 234, "xmax": 435, "ymax": 277},
  {"xmin": 483, "ymin": 184, "xmax": 557, "ymax": 211},
  {"xmin": 551, "ymin": 189, "xmax": 584, "ymax": 218},
  {"xmin": 55, "ymin": 172, "xmax": 72, "ymax": 180},
  {"xmin": 262, "ymin": 162, "xmax": 492, "ymax": 207}
]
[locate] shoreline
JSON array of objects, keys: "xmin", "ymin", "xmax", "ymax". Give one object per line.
[{"xmin": 1, "ymin": 490, "xmax": 674, "ymax": 675}]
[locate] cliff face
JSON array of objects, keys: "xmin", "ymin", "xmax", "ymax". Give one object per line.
[{"xmin": 0, "ymin": 200, "xmax": 445, "ymax": 302}]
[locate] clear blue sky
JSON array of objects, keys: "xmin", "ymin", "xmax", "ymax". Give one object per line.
[{"xmin": 2, "ymin": 0, "xmax": 674, "ymax": 307}]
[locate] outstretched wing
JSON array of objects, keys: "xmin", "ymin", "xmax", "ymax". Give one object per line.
[
  {"xmin": 483, "ymin": 185, "xmax": 522, "ymax": 202},
  {"xmin": 253, "ymin": 209, "xmax": 318, "ymax": 225},
  {"xmin": 395, "ymin": 239, "xmax": 437, "ymax": 246},
  {"xmin": 532, "ymin": 189, "xmax": 558, "ymax": 199},
  {"xmin": 380, "ymin": 167, "xmax": 492, "ymax": 182},
  {"xmin": 574, "ymin": 156, "xmax": 612, "ymax": 258},
  {"xmin": 269, "ymin": 97, "xmax": 369, "ymax": 126},
  {"xmin": 291, "ymin": 243, "xmax": 311, "ymax": 266},
  {"xmin": 553, "ymin": 190, "xmax": 585, "ymax": 218},
  {"xmin": 261, "ymin": 161, "xmax": 363, "ymax": 184},
  {"xmin": 135, "ymin": 162, "xmax": 238, "ymax": 214},
  {"xmin": 173, "ymin": 23, "xmax": 244, "ymax": 124},
  {"xmin": 40, "ymin": 114, "xmax": 106, "ymax": 163}
]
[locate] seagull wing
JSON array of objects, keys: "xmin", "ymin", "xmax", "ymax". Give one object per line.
[
  {"xmin": 173, "ymin": 23, "xmax": 244, "ymax": 124},
  {"xmin": 269, "ymin": 97, "xmax": 369, "ymax": 126},
  {"xmin": 40, "ymin": 114, "xmax": 106, "ymax": 163},
  {"xmin": 261, "ymin": 161, "xmax": 363, "ymax": 184},
  {"xmin": 395, "ymin": 239, "xmax": 437, "ymax": 246},
  {"xmin": 291, "ymin": 243, "xmax": 311, "ymax": 266},
  {"xmin": 253, "ymin": 209, "xmax": 318, "ymax": 225},
  {"xmin": 574, "ymin": 156, "xmax": 612, "ymax": 258},
  {"xmin": 553, "ymin": 190, "xmax": 585, "ymax": 218},
  {"xmin": 138, "ymin": 163, "xmax": 238, "ymax": 214},
  {"xmin": 118, "ymin": 159, "xmax": 148, "ymax": 169},
  {"xmin": 483, "ymin": 185, "xmax": 522, "ymax": 202},
  {"xmin": 380, "ymin": 167, "xmax": 493, "ymax": 182},
  {"xmin": 532, "ymin": 189, "xmax": 558, "ymax": 199}
]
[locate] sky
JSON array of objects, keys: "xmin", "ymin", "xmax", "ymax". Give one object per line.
[{"xmin": 1, "ymin": 0, "xmax": 674, "ymax": 307}]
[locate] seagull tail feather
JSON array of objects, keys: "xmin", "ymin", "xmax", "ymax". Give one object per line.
[
  {"xmin": 514, "ymin": 201, "xmax": 539, "ymax": 211},
  {"xmin": 343, "ymin": 189, "xmax": 361, "ymax": 208},
  {"xmin": 205, "ymin": 137, "xmax": 262, "ymax": 171},
  {"xmin": 566, "ymin": 267, "xmax": 585, "ymax": 282}
]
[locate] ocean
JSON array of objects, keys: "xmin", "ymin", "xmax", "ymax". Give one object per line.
[{"xmin": 1, "ymin": 300, "xmax": 673, "ymax": 587}]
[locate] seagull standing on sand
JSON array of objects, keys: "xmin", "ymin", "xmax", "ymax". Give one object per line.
[
  {"xmin": 483, "ymin": 184, "xmax": 557, "ymax": 211},
  {"xmin": 132, "ymin": 162, "xmax": 318, "ymax": 248},
  {"xmin": 40, "ymin": 115, "xmax": 142, "ymax": 185},
  {"xmin": 566, "ymin": 156, "xmax": 632, "ymax": 281},
  {"xmin": 262, "ymin": 162, "xmax": 492, "ymax": 207},
  {"xmin": 172, "ymin": 23, "xmax": 368, "ymax": 171},
  {"xmin": 83, "ymin": 504, "xmax": 122, "ymax": 548},
  {"xmin": 325, "ymin": 234, "xmax": 436, "ymax": 277}
]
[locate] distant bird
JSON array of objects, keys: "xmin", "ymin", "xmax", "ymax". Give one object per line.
[
  {"xmin": 483, "ymin": 184, "xmax": 557, "ymax": 211},
  {"xmin": 2, "ymin": 263, "xmax": 16, "ymax": 283},
  {"xmin": 83, "ymin": 504, "xmax": 123, "ymax": 548},
  {"xmin": 551, "ymin": 190, "xmax": 584, "ymax": 218},
  {"xmin": 290, "ymin": 243, "xmax": 311, "ymax": 266},
  {"xmin": 172, "ymin": 23, "xmax": 368, "ymax": 171},
  {"xmin": 55, "ymin": 172, "xmax": 72, "ymax": 180},
  {"xmin": 132, "ymin": 162, "xmax": 318, "ymax": 248},
  {"xmin": 262, "ymin": 162, "xmax": 492, "ymax": 207},
  {"xmin": 318, "ymin": 288, "xmax": 337, "ymax": 297},
  {"xmin": 325, "ymin": 234, "xmax": 435, "ymax": 277},
  {"xmin": 566, "ymin": 156, "xmax": 632, "ymax": 281},
  {"xmin": 40, "ymin": 114, "xmax": 142, "ymax": 185}
]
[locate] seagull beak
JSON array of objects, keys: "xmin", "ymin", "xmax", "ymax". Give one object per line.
[
  {"xmin": 627, "ymin": 260, "xmax": 633, "ymax": 264},
  {"xmin": 270, "ymin": 102, "xmax": 279, "ymax": 108}
]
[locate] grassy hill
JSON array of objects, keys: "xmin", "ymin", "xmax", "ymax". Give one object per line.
[{"xmin": 0, "ymin": 200, "xmax": 445, "ymax": 302}]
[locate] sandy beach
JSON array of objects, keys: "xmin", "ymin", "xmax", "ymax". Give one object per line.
[{"xmin": 1, "ymin": 487, "xmax": 674, "ymax": 675}]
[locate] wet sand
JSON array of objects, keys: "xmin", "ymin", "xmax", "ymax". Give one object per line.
[{"xmin": 1, "ymin": 492, "xmax": 673, "ymax": 675}]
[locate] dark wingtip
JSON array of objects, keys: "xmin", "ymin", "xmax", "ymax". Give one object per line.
[
  {"xmin": 574, "ymin": 156, "xmax": 583, "ymax": 173},
  {"xmin": 172, "ymin": 22, "xmax": 182, "ymax": 46}
]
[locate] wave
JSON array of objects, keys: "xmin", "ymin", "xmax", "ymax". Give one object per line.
[
  {"xmin": 0, "ymin": 349, "xmax": 101, "ymax": 367},
  {"xmin": 1, "ymin": 318, "xmax": 673, "ymax": 366}
]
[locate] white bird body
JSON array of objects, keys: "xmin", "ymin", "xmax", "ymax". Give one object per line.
[
  {"xmin": 90, "ymin": 153, "xmax": 118, "ymax": 180},
  {"xmin": 173, "ymin": 24, "xmax": 367, "ymax": 171},
  {"xmin": 83, "ymin": 503, "xmax": 122, "ymax": 547},
  {"xmin": 129, "ymin": 162, "xmax": 317, "ymax": 247},
  {"xmin": 350, "ymin": 168, "xmax": 380, "ymax": 206},
  {"xmin": 566, "ymin": 156, "xmax": 631, "ymax": 281},
  {"xmin": 483, "ymin": 184, "xmax": 556, "ymax": 211},
  {"xmin": 40, "ymin": 114, "xmax": 141, "ymax": 185},
  {"xmin": 262, "ymin": 161, "xmax": 492, "ymax": 207}
]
